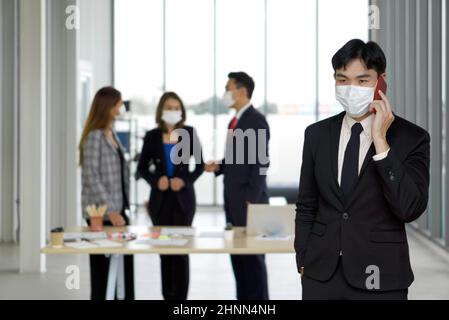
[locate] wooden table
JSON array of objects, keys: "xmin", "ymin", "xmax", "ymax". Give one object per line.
[{"xmin": 41, "ymin": 226, "xmax": 295, "ymax": 299}]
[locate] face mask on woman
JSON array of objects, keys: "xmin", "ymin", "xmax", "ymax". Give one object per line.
[
  {"xmin": 335, "ymin": 85, "xmax": 375, "ymax": 118},
  {"xmin": 162, "ymin": 110, "xmax": 182, "ymax": 125},
  {"xmin": 119, "ymin": 104, "xmax": 127, "ymax": 116}
]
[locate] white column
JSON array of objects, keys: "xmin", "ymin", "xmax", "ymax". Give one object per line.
[
  {"xmin": 0, "ymin": 0, "xmax": 18, "ymax": 243},
  {"xmin": 19, "ymin": 0, "xmax": 47, "ymax": 273},
  {"xmin": 46, "ymin": 0, "xmax": 80, "ymax": 232},
  {"xmin": 0, "ymin": 0, "xmax": 3, "ymax": 242}
]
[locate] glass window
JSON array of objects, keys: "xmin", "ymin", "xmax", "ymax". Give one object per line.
[
  {"xmin": 115, "ymin": 0, "xmax": 164, "ymax": 108},
  {"xmin": 114, "ymin": 0, "xmax": 369, "ymax": 207},
  {"xmin": 215, "ymin": 0, "xmax": 266, "ymax": 204},
  {"xmin": 317, "ymin": 0, "xmax": 369, "ymax": 120},
  {"xmin": 266, "ymin": 0, "xmax": 317, "ymax": 187},
  {"xmin": 165, "ymin": 0, "xmax": 215, "ymax": 204},
  {"xmin": 114, "ymin": 0, "xmax": 164, "ymax": 209}
]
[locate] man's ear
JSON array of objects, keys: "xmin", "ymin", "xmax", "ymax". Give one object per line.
[
  {"xmin": 239, "ymin": 87, "xmax": 248, "ymax": 100},
  {"xmin": 380, "ymin": 72, "xmax": 387, "ymax": 80}
]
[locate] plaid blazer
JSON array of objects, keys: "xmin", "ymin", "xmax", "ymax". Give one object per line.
[{"xmin": 81, "ymin": 129, "xmax": 130, "ymax": 219}]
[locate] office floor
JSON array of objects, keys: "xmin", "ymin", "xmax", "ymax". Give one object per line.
[{"xmin": 0, "ymin": 208, "xmax": 449, "ymax": 300}]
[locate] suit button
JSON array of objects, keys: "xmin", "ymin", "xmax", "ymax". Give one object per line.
[
  {"xmin": 389, "ymin": 171, "xmax": 395, "ymax": 181},
  {"xmin": 342, "ymin": 212, "xmax": 349, "ymax": 220}
]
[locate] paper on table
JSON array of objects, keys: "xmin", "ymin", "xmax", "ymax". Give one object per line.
[
  {"xmin": 64, "ymin": 239, "xmax": 122, "ymax": 249},
  {"xmin": 134, "ymin": 239, "xmax": 189, "ymax": 246},
  {"xmin": 64, "ymin": 232, "xmax": 107, "ymax": 241},
  {"xmin": 160, "ymin": 228, "xmax": 195, "ymax": 237},
  {"xmin": 255, "ymin": 234, "xmax": 293, "ymax": 241},
  {"xmin": 91, "ymin": 239, "xmax": 123, "ymax": 248},
  {"xmin": 65, "ymin": 241, "xmax": 98, "ymax": 249},
  {"xmin": 198, "ymin": 231, "xmax": 224, "ymax": 238}
]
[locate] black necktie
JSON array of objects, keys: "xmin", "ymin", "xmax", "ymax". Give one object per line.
[{"xmin": 341, "ymin": 122, "xmax": 363, "ymax": 199}]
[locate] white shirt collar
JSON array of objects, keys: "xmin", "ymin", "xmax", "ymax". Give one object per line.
[
  {"xmin": 343, "ymin": 112, "xmax": 374, "ymax": 139},
  {"xmin": 235, "ymin": 102, "xmax": 252, "ymax": 119}
]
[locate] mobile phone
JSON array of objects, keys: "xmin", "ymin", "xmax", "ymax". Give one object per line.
[
  {"xmin": 373, "ymin": 76, "xmax": 387, "ymax": 100},
  {"xmin": 371, "ymin": 77, "xmax": 387, "ymax": 113}
]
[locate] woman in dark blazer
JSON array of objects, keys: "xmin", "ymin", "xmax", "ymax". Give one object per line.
[
  {"xmin": 79, "ymin": 86, "xmax": 134, "ymax": 300},
  {"xmin": 137, "ymin": 92, "xmax": 204, "ymax": 300}
]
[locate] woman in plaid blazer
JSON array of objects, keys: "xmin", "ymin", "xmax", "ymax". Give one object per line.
[{"xmin": 79, "ymin": 86, "xmax": 134, "ymax": 300}]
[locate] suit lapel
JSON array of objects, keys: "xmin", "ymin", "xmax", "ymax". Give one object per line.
[
  {"xmin": 330, "ymin": 112, "xmax": 346, "ymax": 204},
  {"xmin": 157, "ymin": 129, "xmax": 168, "ymax": 176},
  {"xmin": 236, "ymin": 105, "xmax": 253, "ymax": 128},
  {"xmin": 103, "ymin": 131, "xmax": 118, "ymax": 153},
  {"xmin": 345, "ymin": 113, "xmax": 398, "ymax": 209}
]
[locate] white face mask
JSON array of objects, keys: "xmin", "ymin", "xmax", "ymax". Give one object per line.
[
  {"xmin": 119, "ymin": 104, "xmax": 127, "ymax": 116},
  {"xmin": 335, "ymin": 85, "xmax": 375, "ymax": 118},
  {"xmin": 222, "ymin": 91, "xmax": 236, "ymax": 108},
  {"xmin": 162, "ymin": 110, "xmax": 182, "ymax": 125}
]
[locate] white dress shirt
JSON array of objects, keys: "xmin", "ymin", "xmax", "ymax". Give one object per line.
[
  {"xmin": 235, "ymin": 101, "xmax": 252, "ymax": 121},
  {"xmin": 337, "ymin": 113, "xmax": 390, "ymax": 186}
]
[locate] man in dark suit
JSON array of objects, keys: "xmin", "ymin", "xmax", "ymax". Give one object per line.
[
  {"xmin": 295, "ymin": 39, "xmax": 430, "ymax": 300},
  {"xmin": 205, "ymin": 72, "xmax": 270, "ymax": 300}
]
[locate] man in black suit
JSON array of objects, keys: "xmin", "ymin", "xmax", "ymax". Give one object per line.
[
  {"xmin": 295, "ymin": 39, "xmax": 430, "ymax": 300},
  {"xmin": 205, "ymin": 72, "xmax": 270, "ymax": 300}
]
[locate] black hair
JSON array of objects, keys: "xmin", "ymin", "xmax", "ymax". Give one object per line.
[
  {"xmin": 228, "ymin": 72, "xmax": 255, "ymax": 99},
  {"xmin": 332, "ymin": 39, "xmax": 387, "ymax": 75}
]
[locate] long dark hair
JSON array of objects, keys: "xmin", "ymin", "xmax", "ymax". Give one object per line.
[{"xmin": 79, "ymin": 87, "xmax": 122, "ymax": 165}]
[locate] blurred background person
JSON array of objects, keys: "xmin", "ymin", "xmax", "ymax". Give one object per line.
[
  {"xmin": 79, "ymin": 86, "xmax": 134, "ymax": 300},
  {"xmin": 137, "ymin": 92, "xmax": 204, "ymax": 300},
  {"xmin": 205, "ymin": 72, "xmax": 270, "ymax": 300}
]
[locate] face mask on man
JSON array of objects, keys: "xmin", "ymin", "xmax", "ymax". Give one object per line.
[
  {"xmin": 335, "ymin": 85, "xmax": 375, "ymax": 118},
  {"xmin": 162, "ymin": 110, "xmax": 182, "ymax": 125},
  {"xmin": 222, "ymin": 90, "xmax": 236, "ymax": 108}
]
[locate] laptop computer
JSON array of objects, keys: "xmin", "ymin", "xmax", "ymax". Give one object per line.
[{"xmin": 246, "ymin": 204, "xmax": 296, "ymax": 237}]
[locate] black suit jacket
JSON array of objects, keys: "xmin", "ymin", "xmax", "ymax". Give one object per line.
[
  {"xmin": 295, "ymin": 111, "xmax": 430, "ymax": 291},
  {"xmin": 137, "ymin": 126, "xmax": 204, "ymax": 219},
  {"xmin": 216, "ymin": 106, "xmax": 270, "ymax": 226}
]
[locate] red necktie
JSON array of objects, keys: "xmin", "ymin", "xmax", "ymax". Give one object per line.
[
  {"xmin": 229, "ymin": 117, "xmax": 237, "ymax": 130},
  {"xmin": 226, "ymin": 117, "xmax": 238, "ymax": 145}
]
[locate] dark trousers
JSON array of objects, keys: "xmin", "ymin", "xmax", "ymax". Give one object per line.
[
  {"xmin": 230, "ymin": 254, "xmax": 269, "ymax": 300},
  {"xmin": 223, "ymin": 193, "xmax": 269, "ymax": 300},
  {"xmin": 302, "ymin": 257, "xmax": 408, "ymax": 300},
  {"xmin": 150, "ymin": 189, "xmax": 194, "ymax": 300},
  {"xmin": 88, "ymin": 214, "xmax": 135, "ymax": 300}
]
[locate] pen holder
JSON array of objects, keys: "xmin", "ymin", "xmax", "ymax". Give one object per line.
[
  {"xmin": 224, "ymin": 229, "xmax": 234, "ymax": 241},
  {"xmin": 90, "ymin": 216, "xmax": 104, "ymax": 232},
  {"xmin": 50, "ymin": 230, "xmax": 64, "ymax": 248}
]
